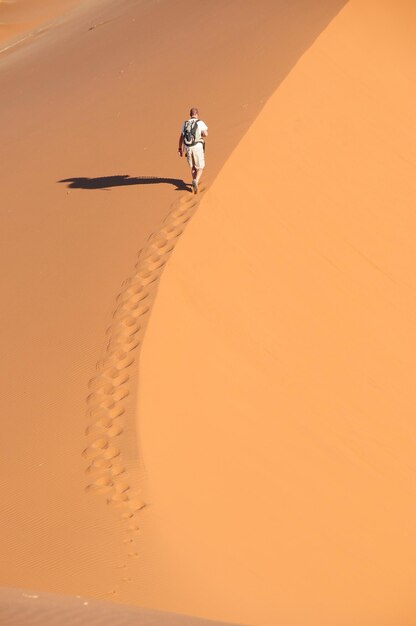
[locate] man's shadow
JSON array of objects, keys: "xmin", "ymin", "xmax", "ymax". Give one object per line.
[{"xmin": 58, "ymin": 175, "xmax": 190, "ymax": 191}]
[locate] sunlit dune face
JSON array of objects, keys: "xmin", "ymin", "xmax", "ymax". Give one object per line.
[
  {"xmin": 139, "ymin": 2, "xmax": 416, "ymax": 625},
  {"xmin": 1, "ymin": 1, "xmax": 416, "ymax": 626}
]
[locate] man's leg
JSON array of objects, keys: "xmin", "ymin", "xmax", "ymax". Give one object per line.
[
  {"xmin": 191, "ymin": 154, "xmax": 197, "ymax": 180},
  {"xmin": 195, "ymin": 144, "xmax": 205, "ymax": 186},
  {"xmin": 195, "ymin": 168, "xmax": 203, "ymax": 184},
  {"xmin": 188, "ymin": 146, "xmax": 204, "ymax": 193},
  {"xmin": 191, "ymin": 167, "xmax": 203, "ymax": 194},
  {"xmin": 186, "ymin": 149, "xmax": 196, "ymax": 183}
]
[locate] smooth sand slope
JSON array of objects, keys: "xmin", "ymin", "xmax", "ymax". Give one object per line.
[
  {"xmin": 0, "ymin": 0, "xmax": 84, "ymax": 49},
  {"xmin": 140, "ymin": 1, "xmax": 416, "ymax": 625},
  {"xmin": 0, "ymin": 0, "xmax": 349, "ymax": 623}
]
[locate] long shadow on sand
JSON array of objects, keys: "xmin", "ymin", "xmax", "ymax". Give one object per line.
[{"xmin": 58, "ymin": 175, "xmax": 190, "ymax": 191}]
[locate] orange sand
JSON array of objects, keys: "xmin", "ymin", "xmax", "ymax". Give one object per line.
[
  {"xmin": 140, "ymin": 1, "xmax": 416, "ymax": 625},
  {"xmin": 0, "ymin": 0, "xmax": 84, "ymax": 49},
  {"xmin": 1, "ymin": 0, "xmax": 416, "ymax": 625},
  {"xmin": 0, "ymin": 587, "xmax": 236, "ymax": 625}
]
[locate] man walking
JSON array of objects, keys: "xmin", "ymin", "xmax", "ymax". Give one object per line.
[{"xmin": 178, "ymin": 107, "xmax": 208, "ymax": 194}]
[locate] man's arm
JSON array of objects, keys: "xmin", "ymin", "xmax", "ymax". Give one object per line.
[{"xmin": 178, "ymin": 132, "xmax": 184, "ymax": 156}]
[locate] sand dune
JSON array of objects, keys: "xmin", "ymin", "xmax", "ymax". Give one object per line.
[
  {"xmin": 0, "ymin": 0, "xmax": 348, "ymax": 607},
  {"xmin": 139, "ymin": 1, "xmax": 416, "ymax": 625},
  {"xmin": 2, "ymin": 0, "xmax": 415, "ymax": 624}
]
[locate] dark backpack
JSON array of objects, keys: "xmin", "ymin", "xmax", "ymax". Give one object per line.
[{"xmin": 183, "ymin": 119, "xmax": 199, "ymax": 147}]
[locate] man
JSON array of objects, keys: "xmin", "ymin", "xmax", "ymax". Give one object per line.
[{"xmin": 178, "ymin": 107, "xmax": 208, "ymax": 194}]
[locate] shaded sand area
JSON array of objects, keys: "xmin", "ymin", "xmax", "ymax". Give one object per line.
[
  {"xmin": 0, "ymin": 0, "xmax": 351, "ymax": 624},
  {"xmin": 139, "ymin": 1, "xmax": 416, "ymax": 625}
]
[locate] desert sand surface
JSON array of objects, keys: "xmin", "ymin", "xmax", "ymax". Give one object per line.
[
  {"xmin": 0, "ymin": 588, "xmax": 236, "ymax": 626},
  {"xmin": 139, "ymin": 1, "xmax": 416, "ymax": 626},
  {"xmin": 1, "ymin": 0, "xmax": 415, "ymax": 625},
  {"xmin": 0, "ymin": 0, "xmax": 84, "ymax": 50}
]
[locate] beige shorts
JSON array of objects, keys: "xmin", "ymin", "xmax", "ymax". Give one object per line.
[{"xmin": 185, "ymin": 142, "xmax": 205, "ymax": 170}]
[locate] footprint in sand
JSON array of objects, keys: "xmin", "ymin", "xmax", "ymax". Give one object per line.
[{"xmin": 84, "ymin": 186, "xmax": 206, "ymax": 578}]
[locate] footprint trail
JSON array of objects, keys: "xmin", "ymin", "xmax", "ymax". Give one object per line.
[{"xmin": 83, "ymin": 187, "xmax": 203, "ymax": 594}]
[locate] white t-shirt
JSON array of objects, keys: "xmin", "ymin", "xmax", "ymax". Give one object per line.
[{"xmin": 182, "ymin": 118, "xmax": 208, "ymax": 143}]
